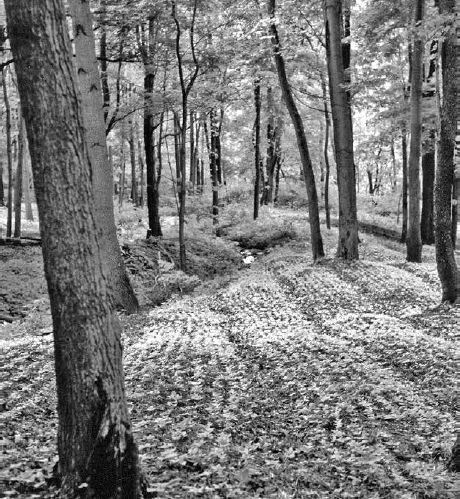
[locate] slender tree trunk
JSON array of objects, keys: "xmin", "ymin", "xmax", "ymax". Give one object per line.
[
  {"xmin": 99, "ymin": 0, "xmax": 110, "ymax": 125},
  {"xmin": 421, "ymin": 147, "xmax": 435, "ymax": 244},
  {"xmin": 401, "ymin": 127, "xmax": 408, "ymax": 242},
  {"xmin": 253, "ymin": 79, "xmax": 261, "ymax": 220},
  {"xmin": 390, "ymin": 139, "xmax": 397, "ymax": 192},
  {"xmin": 452, "ymin": 180, "xmax": 457, "ymax": 248},
  {"xmin": 2, "ymin": 68, "xmax": 13, "ymax": 238},
  {"xmin": 268, "ymin": 0, "xmax": 324, "ymax": 261},
  {"xmin": 189, "ymin": 110, "xmax": 196, "ymax": 193},
  {"xmin": 406, "ymin": 0, "xmax": 424, "ymax": 262},
  {"xmin": 205, "ymin": 116, "xmax": 219, "ymax": 224},
  {"xmin": 129, "ymin": 120, "xmax": 138, "ymax": 205},
  {"xmin": 69, "ymin": 0, "xmax": 138, "ymax": 313},
  {"xmin": 136, "ymin": 122, "xmax": 145, "ymax": 207},
  {"xmin": 434, "ymin": 0, "xmax": 457, "ymax": 304},
  {"xmin": 13, "ymin": 113, "xmax": 25, "ymax": 238},
  {"xmin": 143, "ymin": 16, "xmax": 162, "ymax": 238},
  {"xmin": 6, "ymin": 1, "xmax": 143, "ymax": 496},
  {"xmin": 324, "ymin": 0, "xmax": 359, "ymax": 259},
  {"xmin": 274, "ymin": 157, "xmax": 281, "ymax": 204},
  {"xmin": 321, "ymin": 73, "xmax": 331, "ymax": 229},
  {"xmin": 119, "ymin": 125, "xmax": 126, "ymax": 209},
  {"xmin": 23, "ymin": 153, "xmax": 33, "ymax": 221},
  {"xmin": 0, "ymin": 161, "xmax": 4, "ymax": 207}
]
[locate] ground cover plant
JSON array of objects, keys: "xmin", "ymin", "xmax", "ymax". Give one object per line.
[{"xmin": 0, "ymin": 206, "xmax": 457, "ymax": 498}]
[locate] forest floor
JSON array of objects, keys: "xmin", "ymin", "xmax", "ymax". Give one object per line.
[{"xmin": 0, "ymin": 205, "xmax": 458, "ymax": 498}]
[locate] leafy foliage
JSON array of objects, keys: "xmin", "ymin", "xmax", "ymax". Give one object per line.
[{"xmin": 1, "ymin": 208, "xmax": 456, "ymax": 498}]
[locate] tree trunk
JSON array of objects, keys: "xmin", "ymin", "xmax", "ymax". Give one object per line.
[
  {"xmin": 264, "ymin": 86, "xmax": 281, "ymax": 205},
  {"xmin": 136, "ymin": 123, "xmax": 145, "ymax": 208},
  {"xmin": 406, "ymin": 0, "xmax": 424, "ymax": 262},
  {"xmin": 367, "ymin": 169, "xmax": 374, "ymax": 195},
  {"xmin": 0, "ymin": 161, "xmax": 4, "ymax": 207},
  {"xmin": 390, "ymin": 139, "xmax": 397, "ymax": 192},
  {"xmin": 401, "ymin": 127, "xmax": 408, "ymax": 242},
  {"xmin": 253, "ymin": 79, "xmax": 261, "ymax": 220},
  {"xmin": 208, "ymin": 114, "xmax": 219, "ymax": 225},
  {"xmin": 5, "ymin": 1, "xmax": 143, "ymax": 496},
  {"xmin": 2, "ymin": 68, "xmax": 13, "ymax": 238},
  {"xmin": 268, "ymin": 0, "xmax": 324, "ymax": 261},
  {"xmin": 69, "ymin": 0, "xmax": 138, "ymax": 313},
  {"xmin": 143, "ymin": 16, "xmax": 162, "ymax": 239},
  {"xmin": 129, "ymin": 120, "xmax": 138, "ymax": 205},
  {"xmin": 434, "ymin": 0, "xmax": 457, "ymax": 304},
  {"xmin": 421, "ymin": 148, "xmax": 435, "ymax": 244},
  {"xmin": 119, "ymin": 125, "xmax": 126, "ymax": 209},
  {"xmin": 13, "ymin": 113, "xmax": 25, "ymax": 238},
  {"xmin": 452, "ymin": 180, "xmax": 457, "ymax": 248},
  {"xmin": 190, "ymin": 110, "xmax": 196, "ymax": 193},
  {"xmin": 99, "ymin": 0, "xmax": 110, "ymax": 125},
  {"xmin": 324, "ymin": 0, "xmax": 359, "ymax": 259},
  {"xmin": 321, "ymin": 74, "xmax": 331, "ymax": 229},
  {"xmin": 23, "ymin": 152, "xmax": 33, "ymax": 221}
]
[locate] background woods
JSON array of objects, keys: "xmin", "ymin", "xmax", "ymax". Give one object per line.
[{"xmin": 0, "ymin": 0, "xmax": 459, "ymax": 497}]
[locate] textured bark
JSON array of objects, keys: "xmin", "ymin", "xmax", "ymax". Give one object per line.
[
  {"xmin": 136, "ymin": 125, "xmax": 145, "ymax": 207},
  {"xmin": 0, "ymin": 161, "xmax": 4, "ymax": 206},
  {"xmin": 406, "ymin": 0, "xmax": 424, "ymax": 262},
  {"xmin": 129, "ymin": 120, "xmax": 138, "ymax": 205},
  {"xmin": 269, "ymin": 0, "xmax": 324, "ymax": 261},
  {"xmin": 13, "ymin": 114, "xmax": 25, "ymax": 238},
  {"xmin": 263, "ymin": 86, "xmax": 282, "ymax": 205},
  {"xmin": 321, "ymin": 74, "xmax": 331, "ymax": 229},
  {"xmin": 253, "ymin": 79, "xmax": 261, "ymax": 220},
  {"xmin": 141, "ymin": 16, "xmax": 162, "ymax": 238},
  {"xmin": 401, "ymin": 128, "xmax": 408, "ymax": 242},
  {"xmin": 5, "ymin": 0, "xmax": 142, "ymax": 496},
  {"xmin": 2, "ymin": 68, "xmax": 13, "ymax": 238},
  {"xmin": 23, "ymin": 153, "xmax": 33, "ymax": 221},
  {"xmin": 324, "ymin": 0, "xmax": 359, "ymax": 259},
  {"xmin": 434, "ymin": 0, "xmax": 457, "ymax": 303},
  {"xmin": 99, "ymin": 0, "xmax": 110, "ymax": 125},
  {"xmin": 420, "ymin": 148, "xmax": 435, "ymax": 245},
  {"xmin": 69, "ymin": 0, "xmax": 138, "ymax": 313},
  {"xmin": 207, "ymin": 114, "xmax": 219, "ymax": 225}
]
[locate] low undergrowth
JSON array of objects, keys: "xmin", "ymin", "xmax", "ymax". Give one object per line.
[{"xmin": 1, "ymin": 213, "xmax": 457, "ymax": 498}]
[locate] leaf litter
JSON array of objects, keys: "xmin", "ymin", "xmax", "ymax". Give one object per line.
[{"xmin": 0, "ymin": 219, "xmax": 457, "ymax": 498}]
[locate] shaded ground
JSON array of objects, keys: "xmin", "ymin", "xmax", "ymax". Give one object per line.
[{"xmin": 0, "ymin": 211, "xmax": 458, "ymax": 498}]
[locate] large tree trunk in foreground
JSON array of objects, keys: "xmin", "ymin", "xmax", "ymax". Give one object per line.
[
  {"xmin": 69, "ymin": 0, "xmax": 138, "ymax": 313},
  {"xmin": 406, "ymin": 0, "xmax": 424, "ymax": 262},
  {"xmin": 268, "ymin": 0, "xmax": 324, "ymax": 261},
  {"xmin": 5, "ymin": 1, "xmax": 143, "ymax": 496},
  {"xmin": 434, "ymin": 0, "xmax": 457, "ymax": 304},
  {"xmin": 324, "ymin": 0, "xmax": 359, "ymax": 260}
]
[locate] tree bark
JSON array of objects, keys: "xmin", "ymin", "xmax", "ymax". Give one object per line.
[
  {"xmin": 69, "ymin": 0, "xmax": 138, "ymax": 313},
  {"xmin": 0, "ymin": 161, "xmax": 4, "ymax": 207},
  {"xmin": 401, "ymin": 127, "xmax": 408, "ymax": 242},
  {"xmin": 5, "ymin": 1, "xmax": 143, "ymax": 496},
  {"xmin": 268, "ymin": 0, "xmax": 324, "ymax": 261},
  {"xmin": 141, "ymin": 15, "xmax": 162, "ymax": 238},
  {"xmin": 406, "ymin": 0, "xmax": 424, "ymax": 262},
  {"xmin": 23, "ymin": 152, "xmax": 33, "ymax": 221},
  {"xmin": 13, "ymin": 113, "xmax": 25, "ymax": 238},
  {"xmin": 253, "ymin": 79, "xmax": 261, "ymax": 220},
  {"xmin": 2, "ymin": 68, "xmax": 13, "ymax": 238},
  {"xmin": 207, "ymin": 114, "xmax": 219, "ymax": 225},
  {"xmin": 434, "ymin": 0, "xmax": 457, "ymax": 304},
  {"xmin": 129, "ymin": 119, "xmax": 138, "ymax": 205},
  {"xmin": 421, "ymin": 147, "xmax": 435, "ymax": 244},
  {"xmin": 324, "ymin": 0, "xmax": 359, "ymax": 259}
]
